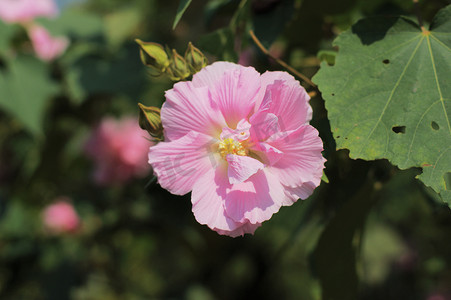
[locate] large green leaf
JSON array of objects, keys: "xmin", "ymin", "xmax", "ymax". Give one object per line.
[
  {"xmin": 0, "ymin": 56, "xmax": 59, "ymax": 137},
  {"xmin": 313, "ymin": 5, "xmax": 451, "ymax": 204}
]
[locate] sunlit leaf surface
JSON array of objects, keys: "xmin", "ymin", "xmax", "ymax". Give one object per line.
[{"xmin": 314, "ymin": 6, "xmax": 451, "ymax": 204}]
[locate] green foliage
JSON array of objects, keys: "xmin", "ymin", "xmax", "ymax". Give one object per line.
[
  {"xmin": 64, "ymin": 45, "xmax": 147, "ymax": 103},
  {"xmin": 105, "ymin": 7, "xmax": 143, "ymax": 48},
  {"xmin": 199, "ymin": 0, "xmax": 249, "ymax": 62},
  {"xmin": 39, "ymin": 9, "xmax": 104, "ymax": 38},
  {"xmin": 313, "ymin": 177, "xmax": 377, "ymax": 300},
  {"xmin": 0, "ymin": 56, "xmax": 59, "ymax": 136},
  {"xmin": 252, "ymin": 0, "xmax": 295, "ymax": 48},
  {"xmin": 0, "ymin": 20, "xmax": 17, "ymax": 55},
  {"xmin": 314, "ymin": 5, "xmax": 451, "ymax": 205},
  {"xmin": 198, "ymin": 27, "xmax": 238, "ymax": 62},
  {"xmin": 173, "ymin": 0, "xmax": 193, "ymax": 29},
  {"xmin": 317, "ymin": 50, "xmax": 336, "ymax": 66}
]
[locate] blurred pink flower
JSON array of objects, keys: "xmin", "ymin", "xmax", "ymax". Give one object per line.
[
  {"xmin": 85, "ymin": 117, "xmax": 152, "ymax": 185},
  {"xmin": 0, "ymin": 0, "xmax": 58, "ymax": 24},
  {"xmin": 148, "ymin": 62, "xmax": 325, "ymax": 237},
  {"xmin": 28, "ymin": 24, "xmax": 68, "ymax": 61},
  {"xmin": 42, "ymin": 199, "xmax": 80, "ymax": 234}
]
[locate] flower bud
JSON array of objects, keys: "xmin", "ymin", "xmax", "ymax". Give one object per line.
[
  {"xmin": 138, "ymin": 103, "xmax": 164, "ymax": 140},
  {"xmin": 184, "ymin": 42, "xmax": 208, "ymax": 73},
  {"xmin": 166, "ymin": 49, "xmax": 190, "ymax": 81},
  {"xmin": 135, "ymin": 39, "xmax": 170, "ymax": 72}
]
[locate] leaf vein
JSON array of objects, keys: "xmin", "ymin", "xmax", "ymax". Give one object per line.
[
  {"xmin": 356, "ymin": 36, "xmax": 425, "ymax": 157},
  {"xmin": 335, "ymin": 35, "xmax": 422, "ymax": 94},
  {"xmin": 404, "ymin": 99, "xmax": 451, "ymax": 166},
  {"xmin": 426, "ymin": 35, "xmax": 451, "ymax": 136},
  {"xmin": 429, "ymin": 146, "xmax": 451, "ymax": 183},
  {"xmin": 430, "ymin": 34, "xmax": 451, "ymax": 53}
]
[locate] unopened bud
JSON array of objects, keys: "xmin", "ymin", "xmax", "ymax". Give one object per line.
[
  {"xmin": 166, "ymin": 49, "xmax": 190, "ymax": 81},
  {"xmin": 138, "ymin": 103, "xmax": 164, "ymax": 140},
  {"xmin": 135, "ymin": 39, "xmax": 170, "ymax": 72},
  {"xmin": 185, "ymin": 42, "xmax": 207, "ymax": 73}
]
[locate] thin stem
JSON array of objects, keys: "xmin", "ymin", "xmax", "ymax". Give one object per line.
[
  {"xmin": 249, "ymin": 30, "xmax": 317, "ymax": 89},
  {"xmin": 412, "ymin": 0, "xmax": 427, "ymax": 32}
]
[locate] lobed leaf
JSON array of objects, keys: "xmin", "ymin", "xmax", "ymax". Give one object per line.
[{"xmin": 313, "ymin": 5, "xmax": 451, "ymax": 205}]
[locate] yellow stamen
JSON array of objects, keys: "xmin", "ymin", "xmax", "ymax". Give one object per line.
[{"xmin": 218, "ymin": 138, "xmax": 247, "ymax": 159}]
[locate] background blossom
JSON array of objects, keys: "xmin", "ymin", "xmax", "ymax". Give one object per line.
[
  {"xmin": 0, "ymin": 0, "xmax": 57, "ymax": 24},
  {"xmin": 149, "ymin": 62, "xmax": 326, "ymax": 237},
  {"xmin": 0, "ymin": 0, "xmax": 67, "ymax": 61},
  {"xmin": 42, "ymin": 199, "xmax": 80, "ymax": 234},
  {"xmin": 28, "ymin": 24, "xmax": 69, "ymax": 61},
  {"xmin": 84, "ymin": 117, "xmax": 152, "ymax": 186}
]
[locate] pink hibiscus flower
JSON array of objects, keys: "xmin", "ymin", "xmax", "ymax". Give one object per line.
[
  {"xmin": 42, "ymin": 199, "xmax": 80, "ymax": 234},
  {"xmin": 84, "ymin": 117, "xmax": 152, "ymax": 186},
  {"xmin": 0, "ymin": 0, "xmax": 58, "ymax": 24},
  {"xmin": 148, "ymin": 62, "xmax": 326, "ymax": 237},
  {"xmin": 28, "ymin": 24, "xmax": 68, "ymax": 61}
]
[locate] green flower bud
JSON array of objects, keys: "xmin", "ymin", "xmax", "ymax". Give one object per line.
[
  {"xmin": 138, "ymin": 103, "xmax": 164, "ymax": 140},
  {"xmin": 135, "ymin": 39, "xmax": 170, "ymax": 72},
  {"xmin": 166, "ymin": 49, "xmax": 190, "ymax": 81},
  {"xmin": 184, "ymin": 42, "xmax": 208, "ymax": 73}
]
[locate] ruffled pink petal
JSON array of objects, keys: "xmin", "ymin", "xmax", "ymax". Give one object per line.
[
  {"xmin": 283, "ymin": 181, "xmax": 320, "ymax": 204},
  {"xmin": 191, "ymin": 164, "xmax": 245, "ymax": 233},
  {"xmin": 191, "ymin": 61, "xmax": 241, "ymax": 88},
  {"xmin": 249, "ymin": 111, "xmax": 279, "ymax": 142},
  {"xmin": 163, "ymin": 81, "xmax": 226, "ymax": 140},
  {"xmin": 250, "ymin": 142, "xmax": 283, "ymax": 165},
  {"xmin": 209, "ymin": 65, "xmax": 261, "ymax": 128},
  {"xmin": 215, "ymin": 222, "xmax": 261, "ymax": 237},
  {"xmin": 255, "ymin": 71, "xmax": 312, "ymax": 131},
  {"xmin": 220, "ymin": 119, "xmax": 251, "ymax": 141},
  {"xmin": 148, "ymin": 131, "xmax": 217, "ymax": 195},
  {"xmin": 267, "ymin": 125, "xmax": 325, "ymax": 200},
  {"xmin": 226, "ymin": 154, "xmax": 264, "ymax": 184},
  {"xmin": 224, "ymin": 169, "xmax": 290, "ymax": 224}
]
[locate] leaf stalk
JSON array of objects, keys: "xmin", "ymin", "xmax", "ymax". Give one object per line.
[{"xmin": 249, "ymin": 30, "xmax": 317, "ymax": 89}]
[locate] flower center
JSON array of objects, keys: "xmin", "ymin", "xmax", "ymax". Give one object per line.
[{"xmin": 218, "ymin": 138, "xmax": 247, "ymax": 159}]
